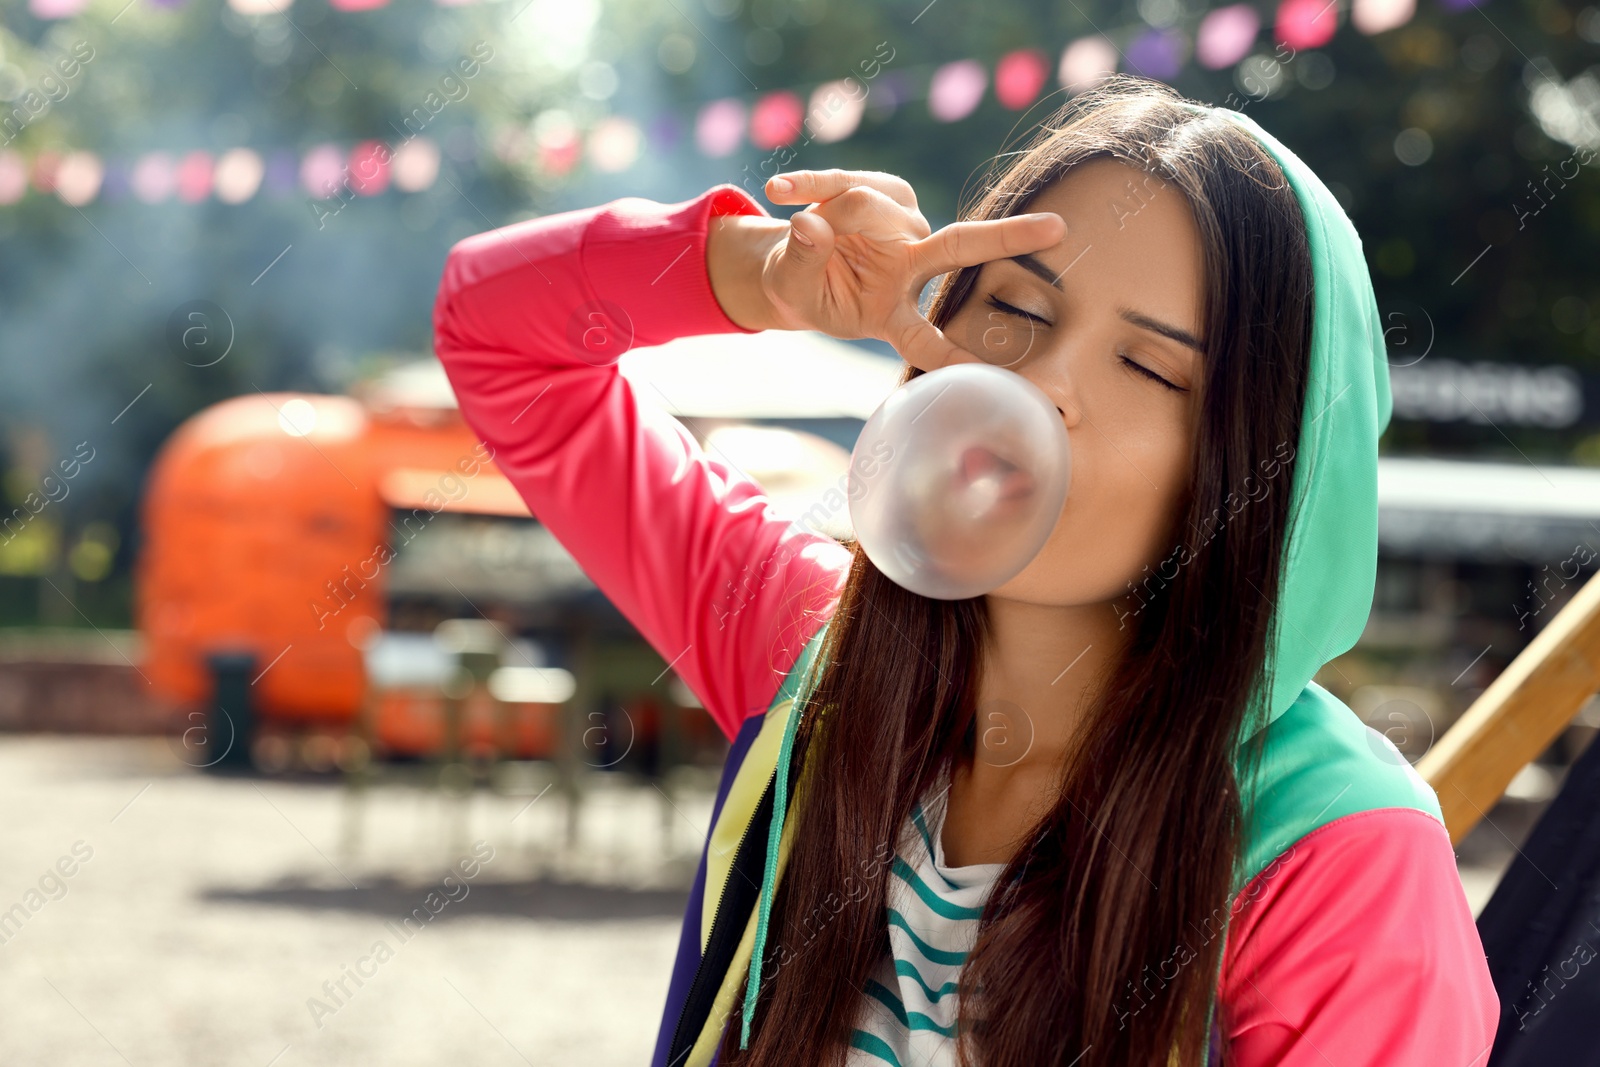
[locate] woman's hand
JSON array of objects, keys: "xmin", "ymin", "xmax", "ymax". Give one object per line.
[{"xmin": 751, "ymin": 169, "xmax": 1066, "ymax": 371}]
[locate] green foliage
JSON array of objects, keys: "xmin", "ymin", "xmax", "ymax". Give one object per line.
[{"xmin": 0, "ymin": 0, "xmax": 1595, "ymax": 627}]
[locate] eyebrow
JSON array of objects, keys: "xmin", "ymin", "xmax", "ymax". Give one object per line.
[{"xmin": 1005, "ymin": 252, "xmax": 1205, "ymax": 356}]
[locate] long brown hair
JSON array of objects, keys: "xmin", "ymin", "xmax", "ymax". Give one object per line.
[{"xmin": 718, "ymin": 74, "xmax": 1312, "ymax": 1067}]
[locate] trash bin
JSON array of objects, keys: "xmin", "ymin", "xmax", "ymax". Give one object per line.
[{"xmin": 202, "ymin": 650, "xmax": 256, "ymax": 772}]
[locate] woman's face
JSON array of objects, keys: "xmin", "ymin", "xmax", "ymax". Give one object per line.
[{"xmin": 938, "ymin": 157, "xmax": 1206, "ymax": 609}]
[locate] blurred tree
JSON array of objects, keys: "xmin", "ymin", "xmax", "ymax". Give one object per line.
[
  {"xmin": 0, "ymin": 0, "xmax": 1595, "ymax": 628},
  {"xmin": 0, "ymin": 0, "xmax": 567, "ymax": 624}
]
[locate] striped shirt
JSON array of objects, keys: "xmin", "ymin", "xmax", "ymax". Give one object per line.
[{"xmin": 846, "ymin": 774, "xmax": 1005, "ymax": 1067}]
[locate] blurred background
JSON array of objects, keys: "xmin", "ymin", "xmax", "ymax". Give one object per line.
[{"xmin": 0, "ymin": 0, "xmax": 1598, "ymax": 1061}]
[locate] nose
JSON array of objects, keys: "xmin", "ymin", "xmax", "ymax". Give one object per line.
[
  {"xmin": 964, "ymin": 346, "xmax": 1076, "ymax": 427},
  {"xmin": 939, "ymin": 344, "xmax": 1078, "ymax": 426},
  {"xmin": 1017, "ymin": 369, "xmax": 1081, "ymax": 428},
  {"xmin": 985, "ymin": 364, "xmax": 1078, "ymax": 427}
]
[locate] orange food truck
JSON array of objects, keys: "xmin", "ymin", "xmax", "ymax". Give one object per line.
[{"xmin": 133, "ymin": 368, "xmax": 688, "ymax": 771}]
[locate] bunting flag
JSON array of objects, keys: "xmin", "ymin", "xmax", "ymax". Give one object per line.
[{"xmin": 2, "ymin": 0, "xmax": 1481, "ymax": 206}]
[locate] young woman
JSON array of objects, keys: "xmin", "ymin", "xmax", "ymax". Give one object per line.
[{"xmin": 433, "ymin": 76, "xmax": 1499, "ymax": 1067}]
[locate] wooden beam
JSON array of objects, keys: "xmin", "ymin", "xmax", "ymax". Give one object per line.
[{"xmin": 1417, "ymin": 567, "xmax": 1600, "ymax": 845}]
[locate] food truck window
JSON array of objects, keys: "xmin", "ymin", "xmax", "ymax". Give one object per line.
[{"xmin": 384, "ymin": 510, "xmax": 595, "ymax": 605}]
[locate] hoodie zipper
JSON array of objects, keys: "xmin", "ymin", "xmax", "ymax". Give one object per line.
[{"xmin": 666, "ymin": 763, "xmax": 779, "ymax": 1066}]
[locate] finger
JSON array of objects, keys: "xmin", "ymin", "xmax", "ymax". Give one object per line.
[
  {"xmin": 882, "ymin": 304, "xmax": 973, "ymax": 374},
  {"xmin": 765, "ymin": 168, "xmax": 919, "ymax": 210},
  {"xmin": 767, "ymin": 209, "xmax": 837, "ymax": 311},
  {"xmin": 908, "ymin": 213, "xmax": 1068, "ymax": 287},
  {"xmin": 800, "ymin": 185, "xmax": 929, "ymax": 241}
]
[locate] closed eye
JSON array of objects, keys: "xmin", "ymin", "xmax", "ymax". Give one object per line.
[
  {"xmin": 1119, "ymin": 352, "xmax": 1187, "ymax": 393},
  {"xmin": 984, "ymin": 295, "xmax": 1050, "ymax": 327}
]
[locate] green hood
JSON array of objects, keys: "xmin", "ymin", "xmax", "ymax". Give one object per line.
[{"xmin": 1180, "ymin": 103, "xmax": 1394, "ymax": 742}]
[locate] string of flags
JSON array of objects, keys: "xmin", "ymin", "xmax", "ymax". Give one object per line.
[
  {"xmin": 28, "ymin": 0, "xmax": 490, "ymax": 17},
  {"xmin": 0, "ymin": 136, "xmax": 449, "ymax": 207},
  {"xmin": 3, "ymin": 0, "xmax": 1485, "ymax": 207}
]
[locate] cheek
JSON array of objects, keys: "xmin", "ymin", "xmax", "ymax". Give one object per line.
[{"xmin": 994, "ymin": 421, "xmax": 1193, "ymax": 604}]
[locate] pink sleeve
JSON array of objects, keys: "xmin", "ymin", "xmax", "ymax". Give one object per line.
[
  {"xmin": 1218, "ymin": 807, "xmax": 1500, "ymax": 1066},
  {"xmin": 431, "ymin": 183, "xmax": 852, "ymax": 742}
]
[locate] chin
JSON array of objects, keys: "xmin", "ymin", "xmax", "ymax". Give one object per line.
[{"xmin": 987, "ymin": 547, "xmax": 1140, "ymax": 611}]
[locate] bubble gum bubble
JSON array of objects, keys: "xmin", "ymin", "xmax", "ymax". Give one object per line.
[{"xmin": 848, "ymin": 362, "xmax": 1071, "ymax": 600}]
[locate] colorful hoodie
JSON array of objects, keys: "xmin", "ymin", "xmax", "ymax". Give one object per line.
[{"xmin": 431, "ymin": 105, "xmax": 1500, "ymax": 1066}]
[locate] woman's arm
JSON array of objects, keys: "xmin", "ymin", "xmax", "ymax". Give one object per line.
[
  {"xmin": 431, "ymin": 183, "xmax": 852, "ymax": 742},
  {"xmin": 1218, "ymin": 807, "xmax": 1499, "ymax": 1065}
]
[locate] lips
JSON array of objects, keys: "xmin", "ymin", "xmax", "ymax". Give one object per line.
[{"xmin": 958, "ymin": 445, "xmax": 1034, "ymax": 502}]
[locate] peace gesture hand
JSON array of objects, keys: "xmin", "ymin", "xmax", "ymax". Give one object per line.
[{"xmin": 709, "ymin": 169, "xmax": 1066, "ymax": 372}]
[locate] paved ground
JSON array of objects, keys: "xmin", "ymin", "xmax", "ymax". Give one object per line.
[
  {"xmin": 0, "ymin": 736, "xmax": 1519, "ymax": 1067},
  {"xmin": 0, "ymin": 736, "xmax": 714, "ymax": 1067}
]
